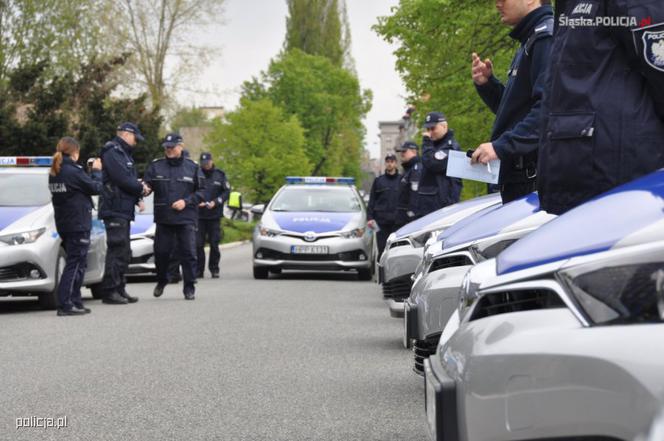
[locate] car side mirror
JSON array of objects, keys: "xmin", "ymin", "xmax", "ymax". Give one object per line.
[{"xmin": 250, "ymin": 204, "xmax": 265, "ymax": 215}]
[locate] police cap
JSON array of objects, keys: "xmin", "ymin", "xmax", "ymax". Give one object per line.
[
  {"xmin": 117, "ymin": 122, "xmax": 145, "ymax": 142},
  {"xmin": 423, "ymin": 112, "xmax": 447, "ymax": 128},
  {"xmin": 162, "ymin": 133, "xmax": 183, "ymax": 149}
]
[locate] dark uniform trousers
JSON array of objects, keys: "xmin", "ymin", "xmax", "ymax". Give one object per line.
[
  {"xmin": 376, "ymin": 224, "xmax": 396, "ymax": 259},
  {"xmin": 58, "ymin": 232, "xmax": 91, "ymax": 310},
  {"xmin": 101, "ymin": 218, "xmax": 131, "ymax": 294},
  {"xmin": 197, "ymin": 219, "xmax": 222, "ymax": 275},
  {"xmin": 501, "ymin": 180, "xmax": 537, "ymax": 204},
  {"xmin": 155, "ymin": 223, "xmax": 198, "ymax": 288}
]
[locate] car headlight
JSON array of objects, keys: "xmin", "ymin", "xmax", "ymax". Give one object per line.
[
  {"xmin": 0, "ymin": 227, "xmax": 46, "ymax": 246},
  {"xmin": 340, "ymin": 227, "xmax": 365, "ymax": 239},
  {"xmin": 469, "ymin": 238, "xmax": 518, "ymax": 263},
  {"xmin": 386, "ymin": 232, "xmax": 397, "ymax": 248},
  {"xmin": 458, "ymin": 269, "xmax": 479, "ymax": 318},
  {"xmin": 558, "ymin": 250, "xmax": 664, "ymax": 325},
  {"xmin": 412, "ymin": 229, "xmax": 443, "ymax": 248},
  {"xmin": 258, "ymin": 225, "xmax": 282, "ymax": 237}
]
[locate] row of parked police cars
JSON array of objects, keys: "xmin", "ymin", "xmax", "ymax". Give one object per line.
[
  {"xmin": 0, "ymin": 157, "xmax": 156, "ymax": 309},
  {"xmin": 244, "ymin": 171, "xmax": 664, "ymax": 440}
]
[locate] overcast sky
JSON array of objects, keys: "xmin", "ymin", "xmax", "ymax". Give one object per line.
[{"xmin": 179, "ymin": 0, "xmax": 406, "ymax": 159}]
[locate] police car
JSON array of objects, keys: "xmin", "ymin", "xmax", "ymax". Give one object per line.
[
  {"xmin": 252, "ymin": 177, "xmax": 374, "ymax": 280},
  {"xmin": 0, "ymin": 157, "xmax": 106, "ymax": 309},
  {"xmin": 424, "ymin": 170, "xmax": 664, "ymax": 441},
  {"xmin": 128, "ymin": 193, "xmax": 156, "ymax": 275}
]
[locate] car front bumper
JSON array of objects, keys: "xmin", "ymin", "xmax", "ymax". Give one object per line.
[
  {"xmin": 382, "ymin": 241, "xmax": 423, "ymax": 286},
  {"xmin": 129, "ymin": 237, "xmax": 156, "ymax": 274},
  {"xmin": 424, "ymin": 355, "xmax": 460, "ymax": 441},
  {"xmin": 0, "ymin": 237, "xmax": 59, "ymax": 294}
]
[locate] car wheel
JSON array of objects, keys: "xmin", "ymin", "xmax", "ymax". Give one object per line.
[
  {"xmin": 253, "ymin": 266, "xmax": 269, "ymax": 279},
  {"xmin": 269, "ymin": 268, "xmax": 282, "ymax": 275},
  {"xmin": 40, "ymin": 248, "xmax": 66, "ymax": 310},
  {"xmin": 357, "ymin": 268, "xmax": 372, "ymax": 281},
  {"xmin": 89, "ymin": 283, "xmax": 105, "ymax": 300}
]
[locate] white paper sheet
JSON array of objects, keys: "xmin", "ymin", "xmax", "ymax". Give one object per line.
[{"xmin": 445, "ymin": 150, "xmax": 500, "ymax": 184}]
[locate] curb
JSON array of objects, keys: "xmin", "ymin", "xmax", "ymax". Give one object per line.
[{"xmin": 220, "ymin": 240, "xmax": 251, "ymax": 250}]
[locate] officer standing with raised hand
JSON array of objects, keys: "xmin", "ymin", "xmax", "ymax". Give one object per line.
[
  {"xmin": 418, "ymin": 112, "xmax": 462, "ymax": 216},
  {"xmin": 49, "ymin": 137, "xmax": 103, "ymax": 316},
  {"xmin": 99, "ymin": 122, "xmax": 149, "ymax": 305},
  {"xmin": 470, "ymin": 0, "xmax": 554, "ymax": 203},
  {"xmin": 367, "ymin": 154, "xmax": 401, "ymax": 258},
  {"xmin": 197, "ymin": 152, "xmax": 230, "ymax": 279},
  {"xmin": 143, "ymin": 133, "xmax": 206, "ymax": 300},
  {"xmin": 537, "ymin": 0, "xmax": 664, "ymax": 214},
  {"xmin": 395, "ymin": 141, "xmax": 421, "ymax": 228}
]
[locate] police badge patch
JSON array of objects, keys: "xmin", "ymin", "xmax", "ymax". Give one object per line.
[
  {"xmin": 643, "ymin": 29, "xmax": 664, "ymax": 72},
  {"xmin": 434, "ymin": 151, "xmax": 447, "ymax": 161}
]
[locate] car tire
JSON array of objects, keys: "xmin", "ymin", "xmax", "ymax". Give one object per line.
[
  {"xmin": 357, "ymin": 268, "xmax": 372, "ymax": 281},
  {"xmin": 40, "ymin": 248, "xmax": 66, "ymax": 310},
  {"xmin": 89, "ymin": 283, "xmax": 105, "ymax": 300},
  {"xmin": 253, "ymin": 266, "xmax": 269, "ymax": 279},
  {"xmin": 269, "ymin": 268, "xmax": 282, "ymax": 275}
]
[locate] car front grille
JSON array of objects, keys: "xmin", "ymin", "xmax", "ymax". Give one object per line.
[
  {"xmin": 413, "ymin": 336, "xmax": 439, "ymax": 376},
  {"xmin": 429, "ymin": 254, "xmax": 473, "ymax": 273},
  {"xmin": 382, "ymin": 273, "xmax": 413, "ymax": 300},
  {"xmin": 0, "ymin": 263, "xmax": 45, "ymax": 282},
  {"xmin": 255, "ymin": 248, "xmax": 367, "ymax": 262},
  {"xmin": 469, "ymin": 289, "xmax": 565, "ymax": 321}
]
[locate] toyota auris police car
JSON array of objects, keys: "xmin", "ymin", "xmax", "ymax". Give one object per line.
[
  {"xmin": 0, "ymin": 157, "xmax": 106, "ymax": 309},
  {"xmin": 252, "ymin": 177, "xmax": 373, "ymax": 280},
  {"xmin": 424, "ymin": 169, "xmax": 664, "ymax": 441},
  {"xmin": 380, "ymin": 193, "xmax": 502, "ymax": 317},
  {"xmin": 404, "ymin": 193, "xmax": 555, "ymax": 374}
]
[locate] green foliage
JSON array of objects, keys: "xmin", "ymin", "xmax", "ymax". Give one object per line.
[
  {"xmin": 221, "ymin": 218, "xmax": 256, "ymax": 244},
  {"xmin": 242, "ymin": 49, "xmax": 371, "ymax": 180},
  {"xmin": 170, "ymin": 107, "xmax": 212, "ymax": 133},
  {"xmin": 374, "ymin": 0, "xmax": 517, "ymax": 199},
  {"xmin": 205, "ymin": 98, "xmax": 311, "ymax": 203}
]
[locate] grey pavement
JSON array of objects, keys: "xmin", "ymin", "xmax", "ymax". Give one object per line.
[{"xmin": 0, "ymin": 244, "xmax": 427, "ymax": 441}]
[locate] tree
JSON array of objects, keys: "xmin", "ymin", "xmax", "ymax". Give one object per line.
[
  {"xmin": 205, "ymin": 98, "xmax": 311, "ymax": 203},
  {"xmin": 170, "ymin": 106, "xmax": 212, "ymax": 132},
  {"xmin": 242, "ymin": 49, "xmax": 371, "ymax": 179},
  {"xmin": 114, "ymin": 0, "xmax": 225, "ymax": 113},
  {"xmin": 374, "ymin": 0, "xmax": 516, "ymax": 199}
]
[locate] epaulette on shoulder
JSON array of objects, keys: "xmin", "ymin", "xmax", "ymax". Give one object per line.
[
  {"xmin": 525, "ymin": 16, "xmax": 554, "ymax": 56},
  {"xmin": 152, "ymin": 157, "xmax": 165, "ymax": 163}
]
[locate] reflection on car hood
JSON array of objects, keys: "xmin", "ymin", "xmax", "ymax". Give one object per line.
[
  {"xmin": 131, "ymin": 214, "xmax": 154, "ymax": 235},
  {"xmin": 269, "ymin": 211, "xmax": 359, "ymax": 233},
  {"xmin": 394, "ymin": 193, "xmax": 501, "ymax": 239},
  {"xmin": 440, "ymin": 193, "xmax": 540, "ymax": 250},
  {"xmin": 0, "ymin": 205, "xmax": 48, "ymax": 232},
  {"xmin": 498, "ymin": 169, "xmax": 664, "ymax": 275}
]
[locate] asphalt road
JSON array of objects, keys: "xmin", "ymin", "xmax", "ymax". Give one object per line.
[{"xmin": 0, "ymin": 243, "xmax": 428, "ymax": 441}]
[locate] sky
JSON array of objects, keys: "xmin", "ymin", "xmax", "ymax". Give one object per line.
[{"xmin": 179, "ymin": 0, "xmax": 406, "ymax": 159}]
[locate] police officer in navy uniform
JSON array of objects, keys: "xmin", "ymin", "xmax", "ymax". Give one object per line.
[
  {"xmin": 418, "ymin": 112, "xmax": 463, "ymax": 216},
  {"xmin": 48, "ymin": 137, "xmax": 103, "ymax": 316},
  {"xmin": 367, "ymin": 153, "xmax": 401, "ymax": 257},
  {"xmin": 395, "ymin": 141, "xmax": 422, "ymax": 228},
  {"xmin": 98, "ymin": 122, "xmax": 148, "ymax": 305},
  {"xmin": 470, "ymin": 0, "xmax": 554, "ymax": 203},
  {"xmin": 197, "ymin": 152, "xmax": 230, "ymax": 279},
  {"xmin": 143, "ymin": 133, "xmax": 206, "ymax": 300},
  {"xmin": 537, "ymin": 0, "xmax": 664, "ymax": 215}
]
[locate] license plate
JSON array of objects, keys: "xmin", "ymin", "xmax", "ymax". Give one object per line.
[{"xmin": 291, "ymin": 245, "xmax": 329, "ymax": 255}]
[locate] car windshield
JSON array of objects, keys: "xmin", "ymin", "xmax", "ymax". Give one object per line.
[
  {"xmin": 0, "ymin": 172, "xmax": 51, "ymax": 206},
  {"xmin": 270, "ymin": 186, "xmax": 362, "ymax": 212}
]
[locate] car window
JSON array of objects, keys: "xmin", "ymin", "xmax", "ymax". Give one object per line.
[
  {"xmin": 270, "ymin": 187, "xmax": 362, "ymax": 212},
  {"xmin": 0, "ymin": 172, "xmax": 51, "ymax": 206}
]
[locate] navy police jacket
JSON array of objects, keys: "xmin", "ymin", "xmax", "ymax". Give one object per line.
[
  {"xmin": 537, "ymin": 0, "xmax": 664, "ymax": 214},
  {"xmin": 396, "ymin": 155, "xmax": 421, "ymax": 228},
  {"xmin": 199, "ymin": 167, "xmax": 230, "ymax": 220},
  {"xmin": 98, "ymin": 137, "xmax": 144, "ymax": 221},
  {"xmin": 476, "ymin": 5, "xmax": 554, "ymax": 184},
  {"xmin": 367, "ymin": 171, "xmax": 401, "ymax": 225},
  {"xmin": 418, "ymin": 131, "xmax": 463, "ymax": 216},
  {"xmin": 49, "ymin": 156, "xmax": 103, "ymax": 233},
  {"xmin": 143, "ymin": 155, "xmax": 206, "ymax": 225}
]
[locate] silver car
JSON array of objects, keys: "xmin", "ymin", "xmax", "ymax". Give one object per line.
[
  {"xmin": 128, "ymin": 194, "xmax": 156, "ymax": 276},
  {"xmin": 380, "ymin": 193, "xmax": 502, "ymax": 317},
  {"xmin": 252, "ymin": 177, "xmax": 373, "ymax": 280},
  {"xmin": 404, "ymin": 193, "xmax": 556, "ymax": 374},
  {"xmin": 0, "ymin": 158, "xmax": 106, "ymax": 309},
  {"xmin": 425, "ymin": 169, "xmax": 664, "ymax": 441}
]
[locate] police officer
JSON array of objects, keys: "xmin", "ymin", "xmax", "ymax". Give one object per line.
[
  {"xmin": 537, "ymin": 1, "xmax": 664, "ymax": 214},
  {"xmin": 48, "ymin": 137, "xmax": 103, "ymax": 316},
  {"xmin": 98, "ymin": 122, "xmax": 148, "ymax": 305},
  {"xmin": 395, "ymin": 141, "xmax": 421, "ymax": 228},
  {"xmin": 197, "ymin": 152, "xmax": 230, "ymax": 279},
  {"xmin": 367, "ymin": 153, "xmax": 401, "ymax": 257},
  {"xmin": 418, "ymin": 112, "xmax": 463, "ymax": 216},
  {"xmin": 471, "ymin": 0, "xmax": 553, "ymax": 203},
  {"xmin": 143, "ymin": 133, "xmax": 206, "ymax": 300}
]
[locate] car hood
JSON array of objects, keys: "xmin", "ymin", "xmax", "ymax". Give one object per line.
[
  {"xmin": 0, "ymin": 205, "xmax": 51, "ymax": 233},
  {"xmin": 394, "ymin": 193, "xmax": 502, "ymax": 240},
  {"xmin": 265, "ymin": 211, "xmax": 362, "ymax": 233},
  {"xmin": 497, "ymin": 169, "xmax": 664, "ymax": 275},
  {"xmin": 131, "ymin": 213, "xmax": 154, "ymax": 236}
]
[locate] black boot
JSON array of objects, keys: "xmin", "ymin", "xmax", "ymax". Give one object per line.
[
  {"xmin": 119, "ymin": 288, "xmax": 139, "ymax": 303},
  {"xmin": 153, "ymin": 283, "xmax": 166, "ymax": 298},
  {"xmin": 183, "ymin": 285, "xmax": 195, "ymax": 300},
  {"xmin": 102, "ymin": 292, "xmax": 128, "ymax": 305}
]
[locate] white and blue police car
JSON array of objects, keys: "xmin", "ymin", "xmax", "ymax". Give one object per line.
[
  {"xmin": 251, "ymin": 176, "xmax": 374, "ymax": 280},
  {"xmin": 128, "ymin": 193, "xmax": 156, "ymax": 276},
  {"xmin": 0, "ymin": 156, "xmax": 106, "ymax": 309}
]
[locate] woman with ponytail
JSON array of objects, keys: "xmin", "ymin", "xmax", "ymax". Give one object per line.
[{"xmin": 48, "ymin": 137, "xmax": 103, "ymax": 316}]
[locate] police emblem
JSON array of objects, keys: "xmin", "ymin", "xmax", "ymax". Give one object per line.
[
  {"xmin": 643, "ymin": 29, "xmax": 664, "ymax": 72},
  {"xmin": 434, "ymin": 151, "xmax": 447, "ymax": 161}
]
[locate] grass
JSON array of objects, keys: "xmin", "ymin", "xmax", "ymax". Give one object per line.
[{"xmin": 221, "ymin": 217, "xmax": 256, "ymax": 244}]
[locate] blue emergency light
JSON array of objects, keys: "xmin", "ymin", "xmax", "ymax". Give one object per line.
[
  {"xmin": 285, "ymin": 176, "xmax": 355, "ymax": 185},
  {"xmin": 0, "ymin": 156, "xmax": 53, "ymax": 167}
]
